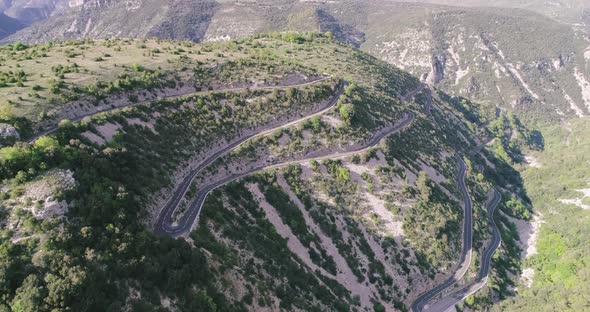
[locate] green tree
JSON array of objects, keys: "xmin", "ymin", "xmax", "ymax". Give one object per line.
[
  {"xmin": 337, "ymin": 167, "xmax": 351, "ymax": 183},
  {"xmin": 58, "ymin": 119, "xmax": 73, "ymax": 129},
  {"xmin": 416, "ymin": 171, "xmax": 431, "ymax": 201},
  {"xmin": 338, "ymin": 103, "xmax": 355, "ymax": 125},
  {"xmin": 10, "ymin": 275, "xmax": 45, "ymax": 312},
  {"xmin": 309, "ymin": 116, "xmax": 321, "ymax": 133}
]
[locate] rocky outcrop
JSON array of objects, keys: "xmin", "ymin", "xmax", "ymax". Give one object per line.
[
  {"xmin": 21, "ymin": 169, "xmax": 76, "ymax": 219},
  {"xmin": 0, "ymin": 123, "xmax": 20, "ymax": 146},
  {"xmin": 316, "ymin": 8, "xmax": 366, "ymax": 48},
  {"xmin": 424, "ymin": 54, "xmax": 446, "ymax": 84}
]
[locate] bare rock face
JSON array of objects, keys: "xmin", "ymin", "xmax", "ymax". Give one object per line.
[
  {"xmin": 0, "ymin": 123, "xmax": 20, "ymax": 146},
  {"xmin": 1, "ymin": 0, "xmax": 67, "ymax": 24},
  {"xmin": 316, "ymin": 8, "xmax": 366, "ymax": 48},
  {"xmin": 424, "ymin": 54, "xmax": 446, "ymax": 85},
  {"xmin": 68, "ymin": 0, "xmax": 141, "ymax": 10},
  {"xmin": 22, "ymin": 169, "xmax": 76, "ymax": 219}
]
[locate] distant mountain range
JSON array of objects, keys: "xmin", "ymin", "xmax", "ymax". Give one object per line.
[
  {"xmin": 2, "ymin": 0, "xmax": 590, "ymax": 119},
  {"xmin": 0, "ymin": 12, "xmax": 23, "ymax": 37}
]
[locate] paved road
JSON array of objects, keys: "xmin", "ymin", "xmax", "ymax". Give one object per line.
[
  {"xmin": 153, "ymin": 80, "xmax": 347, "ymax": 235},
  {"xmin": 411, "ymin": 87, "xmax": 503, "ymax": 311},
  {"xmin": 421, "ymin": 190, "xmax": 501, "ymax": 312},
  {"xmin": 26, "ymin": 75, "xmax": 333, "ymax": 143},
  {"xmin": 469, "ymin": 138, "xmax": 493, "ymax": 156},
  {"xmin": 401, "ymin": 83, "xmax": 428, "ymax": 104},
  {"xmin": 155, "ymin": 82, "xmax": 427, "ymax": 236},
  {"xmin": 159, "ymin": 112, "xmax": 414, "ymax": 236},
  {"xmin": 411, "ymin": 154, "xmax": 473, "ymax": 312}
]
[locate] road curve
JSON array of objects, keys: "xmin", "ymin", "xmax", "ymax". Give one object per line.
[
  {"xmin": 155, "ymin": 81, "xmax": 427, "ymax": 237},
  {"xmin": 422, "ymin": 189, "xmax": 501, "ymax": 312},
  {"xmin": 153, "ymin": 80, "xmax": 347, "ymax": 235},
  {"xmin": 401, "ymin": 83, "xmax": 428, "ymax": 104},
  {"xmin": 26, "ymin": 75, "xmax": 333, "ymax": 143},
  {"xmin": 469, "ymin": 138, "xmax": 493, "ymax": 156},
  {"xmin": 411, "ymin": 83, "xmax": 502, "ymax": 311},
  {"xmin": 159, "ymin": 112, "xmax": 414, "ymax": 236},
  {"xmin": 411, "ymin": 154, "xmax": 473, "ymax": 312}
]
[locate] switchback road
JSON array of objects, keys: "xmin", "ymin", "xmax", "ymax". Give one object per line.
[
  {"xmin": 26, "ymin": 74, "xmax": 333, "ymax": 143},
  {"xmin": 421, "ymin": 190, "xmax": 501, "ymax": 312},
  {"xmin": 154, "ymin": 79, "xmax": 346, "ymax": 235},
  {"xmin": 412, "ymin": 83, "xmax": 502, "ymax": 311},
  {"xmin": 159, "ymin": 112, "xmax": 414, "ymax": 236},
  {"xmin": 155, "ymin": 82, "xmax": 426, "ymax": 236},
  {"xmin": 411, "ymin": 154, "xmax": 473, "ymax": 312}
]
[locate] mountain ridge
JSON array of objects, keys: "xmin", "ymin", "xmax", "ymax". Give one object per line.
[{"xmin": 3, "ymin": 0, "xmax": 589, "ymax": 121}]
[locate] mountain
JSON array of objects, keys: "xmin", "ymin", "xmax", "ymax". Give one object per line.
[
  {"xmin": 386, "ymin": 0, "xmax": 590, "ymax": 26},
  {"xmin": 0, "ymin": 0, "xmax": 65, "ymax": 24},
  {"xmin": 3, "ymin": 1, "xmax": 590, "ymax": 121},
  {"xmin": 0, "ymin": 33, "xmax": 534, "ymax": 311},
  {"xmin": 0, "ymin": 12, "xmax": 23, "ymax": 37},
  {"xmin": 0, "ymin": 2, "xmax": 588, "ymax": 312},
  {"xmin": 0, "ymin": 0, "xmax": 218, "ymax": 41},
  {"xmin": 358, "ymin": 3, "xmax": 590, "ymax": 120}
]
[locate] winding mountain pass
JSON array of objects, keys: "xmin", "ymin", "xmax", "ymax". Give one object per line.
[
  {"xmin": 26, "ymin": 74, "xmax": 333, "ymax": 143},
  {"xmin": 422, "ymin": 190, "xmax": 502, "ymax": 312},
  {"xmin": 412, "ymin": 85, "xmax": 503, "ymax": 311},
  {"xmin": 411, "ymin": 154, "xmax": 473, "ymax": 312},
  {"xmin": 154, "ymin": 83, "xmax": 427, "ymax": 236},
  {"xmin": 153, "ymin": 80, "xmax": 347, "ymax": 235},
  {"xmin": 159, "ymin": 112, "xmax": 414, "ymax": 236}
]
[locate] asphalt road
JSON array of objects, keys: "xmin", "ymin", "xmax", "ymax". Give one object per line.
[
  {"xmin": 411, "ymin": 154, "xmax": 473, "ymax": 312},
  {"xmin": 153, "ymin": 79, "xmax": 347, "ymax": 235},
  {"xmin": 26, "ymin": 75, "xmax": 333, "ymax": 143},
  {"xmin": 159, "ymin": 112, "xmax": 415, "ymax": 236},
  {"xmin": 411, "ymin": 86, "xmax": 503, "ymax": 311},
  {"xmin": 155, "ymin": 82, "xmax": 427, "ymax": 236},
  {"xmin": 401, "ymin": 83, "xmax": 428, "ymax": 104},
  {"xmin": 421, "ymin": 189, "xmax": 501, "ymax": 312},
  {"xmin": 469, "ymin": 138, "xmax": 493, "ymax": 156}
]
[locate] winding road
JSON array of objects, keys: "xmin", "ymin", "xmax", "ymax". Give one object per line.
[
  {"xmin": 19, "ymin": 54, "xmax": 507, "ymax": 309},
  {"xmin": 411, "ymin": 154, "xmax": 474, "ymax": 312},
  {"xmin": 153, "ymin": 79, "xmax": 347, "ymax": 235},
  {"xmin": 411, "ymin": 83, "xmax": 503, "ymax": 311},
  {"xmin": 26, "ymin": 74, "xmax": 333, "ymax": 143},
  {"xmin": 159, "ymin": 112, "xmax": 414, "ymax": 236},
  {"xmin": 154, "ymin": 82, "xmax": 425, "ymax": 236},
  {"xmin": 420, "ymin": 190, "xmax": 501, "ymax": 312}
]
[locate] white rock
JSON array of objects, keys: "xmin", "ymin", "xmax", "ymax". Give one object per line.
[{"xmin": 0, "ymin": 123, "xmax": 20, "ymax": 141}]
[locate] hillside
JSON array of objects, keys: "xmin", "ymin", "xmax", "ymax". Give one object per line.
[
  {"xmin": 385, "ymin": 0, "xmax": 590, "ymax": 26},
  {"xmin": 4, "ymin": 1, "xmax": 590, "ymax": 121},
  {"xmin": 0, "ymin": 12, "xmax": 23, "ymax": 37},
  {"xmin": 0, "ymin": 1, "xmax": 588, "ymax": 311},
  {"xmin": 0, "ymin": 33, "xmax": 535, "ymax": 311},
  {"xmin": 0, "ymin": 0, "xmax": 218, "ymax": 42},
  {"xmin": 494, "ymin": 117, "xmax": 590, "ymax": 311}
]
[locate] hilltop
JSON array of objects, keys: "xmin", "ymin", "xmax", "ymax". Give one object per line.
[{"xmin": 0, "ymin": 33, "xmax": 536, "ymax": 311}]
